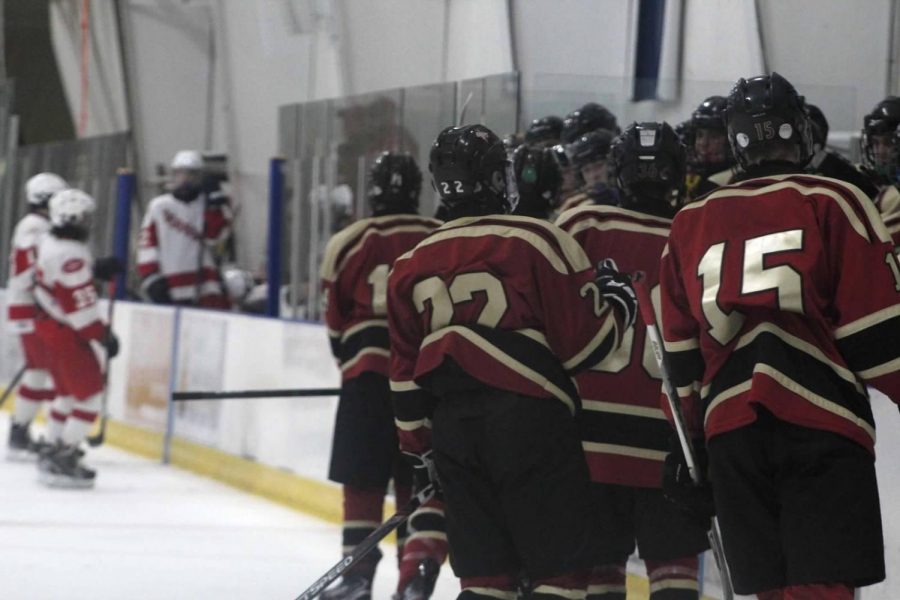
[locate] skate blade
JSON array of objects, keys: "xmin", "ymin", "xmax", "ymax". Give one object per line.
[
  {"xmin": 6, "ymin": 448, "xmax": 37, "ymax": 463},
  {"xmin": 38, "ymin": 470, "xmax": 95, "ymax": 489}
]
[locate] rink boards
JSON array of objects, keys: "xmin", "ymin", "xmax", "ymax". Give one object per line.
[{"xmin": 1, "ymin": 291, "xmax": 898, "ymax": 598}]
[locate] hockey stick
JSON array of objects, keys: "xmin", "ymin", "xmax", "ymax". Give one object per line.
[
  {"xmin": 87, "ymin": 283, "xmax": 117, "ymax": 447},
  {"xmin": 172, "ymin": 388, "xmax": 340, "ymax": 401},
  {"xmin": 293, "ymin": 484, "xmax": 436, "ymax": 600},
  {"xmin": 0, "ymin": 364, "xmax": 27, "ymax": 409},
  {"xmin": 457, "ymin": 91, "xmax": 474, "ymax": 126},
  {"xmin": 632, "ymin": 273, "xmax": 735, "ymax": 600}
]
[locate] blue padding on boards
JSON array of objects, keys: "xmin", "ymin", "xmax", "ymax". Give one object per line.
[
  {"xmin": 633, "ymin": 0, "xmax": 666, "ymax": 101},
  {"xmin": 113, "ymin": 170, "xmax": 136, "ymax": 300},
  {"xmin": 266, "ymin": 158, "xmax": 285, "ymax": 317}
]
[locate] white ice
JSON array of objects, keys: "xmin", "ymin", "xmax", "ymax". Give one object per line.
[{"xmin": 0, "ymin": 414, "xmax": 460, "ymax": 600}]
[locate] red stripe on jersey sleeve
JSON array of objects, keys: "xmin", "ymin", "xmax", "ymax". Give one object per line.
[{"xmin": 12, "ymin": 247, "xmax": 36, "ymax": 276}]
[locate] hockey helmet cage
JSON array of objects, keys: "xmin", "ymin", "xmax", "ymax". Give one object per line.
[
  {"xmin": 26, "ymin": 172, "xmax": 68, "ymax": 207},
  {"xmin": 429, "ymin": 124, "xmax": 511, "ymax": 215},
  {"xmin": 725, "ymin": 72, "xmax": 813, "ymax": 169},
  {"xmin": 561, "ymin": 103, "xmax": 620, "ymax": 144},
  {"xmin": 610, "ymin": 122, "xmax": 686, "ymax": 213},
  {"xmin": 368, "ymin": 151, "xmax": 422, "ymax": 215},
  {"xmin": 511, "ymin": 145, "xmax": 562, "ymax": 219}
]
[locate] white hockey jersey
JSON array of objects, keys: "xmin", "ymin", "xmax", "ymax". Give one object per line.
[
  {"xmin": 137, "ymin": 192, "xmax": 231, "ymax": 304},
  {"xmin": 6, "ymin": 213, "xmax": 51, "ymax": 334},
  {"xmin": 33, "ymin": 235, "xmax": 104, "ymax": 342}
]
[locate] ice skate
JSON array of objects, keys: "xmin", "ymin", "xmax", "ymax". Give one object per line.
[
  {"xmin": 38, "ymin": 444, "xmax": 96, "ymax": 489},
  {"xmin": 7, "ymin": 422, "xmax": 38, "ymax": 462},
  {"xmin": 394, "ymin": 559, "xmax": 440, "ymax": 600}
]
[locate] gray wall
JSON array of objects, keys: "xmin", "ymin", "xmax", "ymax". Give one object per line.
[{"xmin": 49, "ymin": 0, "xmax": 897, "ymax": 271}]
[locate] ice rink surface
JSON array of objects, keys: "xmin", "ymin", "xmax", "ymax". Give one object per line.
[{"xmin": 0, "ymin": 415, "xmax": 460, "ymax": 600}]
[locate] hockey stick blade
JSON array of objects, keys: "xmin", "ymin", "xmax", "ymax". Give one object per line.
[
  {"xmin": 0, "ymin": 364, "xmax": 27, "ymax": 409},
  {"xmin": 293, "ymin": 485, "xmax": 435, "ymax": 600},
  {"xmin": 632, "ymin": 275, "xmax": 735, "ymax": 600}
]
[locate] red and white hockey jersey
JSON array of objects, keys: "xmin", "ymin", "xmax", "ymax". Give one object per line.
[
  {"xmin": 137, "ymin": 192, "xmax": 231, "ymax": 304},
  {"xmin": 660, "ymin": 174, "xmax": 900, "ymax": 455},
  {"xmin": 6, "ymin": 213, "xmax": 51, "ymax": 334},
  {"xmin": 556, "ymin": 204, "xmax": 672, "ymax": 488},
  {"xmin": 33, "ymin": 235, "xmax": 104, "ymax": 343},
  {"xmin": 320, "ymin": 214, "xmax": 441, "ymax": 382},
  {"xmin": 388, "ymin": 214, "xmax": 627, "ymax": 454}
]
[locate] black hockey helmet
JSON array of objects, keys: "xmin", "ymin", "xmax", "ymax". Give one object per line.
[
  {"xmin": 524, "ymin": 115, "xmax": 564, "ymax": 146},
  {"xmin": 429, "ymin": 124, "xmax": 511, "ymax": 216},
  {"xmin": 368, "ymin": 151, "xmax": 422, "ymax": 215},
  {"xmin": 691, "ymin": 96, "xmax": 728, "ymax": 131},
  {"xmin": 561, "ymin": 103, "xmax": 620, "ymax": 144},
  {"xmin": 610, "ymin": 122, "xmax": 686, "ymax": 216},
  {"xmin": 725, "ymin": 72, "xmax": 813, "ymax": 169},
  {"xmin": 862, "ymin": 96, "xmax": 900, "ymax": 173},
  {"xmin": 569, "ymin": 129, "xmax": 615, "ymax": 169},
  {"xmin": 805, "ymin": 104, "xmax": 829, "ymax": 149},
  {"xmin": 511, "ymin": 145, "xmax": 562, "ymax": 219}
]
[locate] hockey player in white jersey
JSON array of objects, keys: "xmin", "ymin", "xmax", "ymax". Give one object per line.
[
  {"xmin": 137, "ymin": 150, "xmax": 231, "ymax": 308},
  {"xmin": 5, "ymin": 173, "xmax": 67, "ymax": 459},
  {"xmin": 33, "ymin": 189, "xmax": 119, "ymax": 488}
]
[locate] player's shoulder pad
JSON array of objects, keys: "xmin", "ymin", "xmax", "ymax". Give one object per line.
[
  {"xmin": 413, "ymin": 214, "xmax": 592, "ymax": 274},
  {"xmin": 556, "ymin": 203, "xmax": 671, "ymax": 238}
]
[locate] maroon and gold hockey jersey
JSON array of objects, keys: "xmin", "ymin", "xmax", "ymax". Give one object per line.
[
  {"xmin": 557, "ymin": 205, "xmax": 671, "ymax": 488},
  {"xmin": 320, "ymin": 214, "xmax": 441, "ymax": 381},
  {"xmin": 875, "ymin": 184, "xmax": 900, "ymax": 250},
  {"xmin": 660, "ymin": 174, "xmax": 900, "ymax": 454},
  {"xmin": 388, "ymin": 214, "xmax": 627, "ymax": 454}
]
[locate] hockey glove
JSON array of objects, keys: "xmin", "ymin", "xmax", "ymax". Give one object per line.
[
  {"xmin": 595, "ymin": 258, "xmax": 638, "ymax": 330},
  {"xmin": 145, "ymin": 277, "xmax": 172, "ymax": 304},
  {"xmin": 103, "ymin": 328, "xmax": 120, "ymax": 359},
  {"xmin": 93, "ymin": 256, "xmax": 124, "ymax": 282},
  {"xmin": 403, "ymin": 450, "xmax": 442, "ymax": 498},
  {"xmin": 662, "ymin": 435, "xmax": 715, "ymax": 520}
]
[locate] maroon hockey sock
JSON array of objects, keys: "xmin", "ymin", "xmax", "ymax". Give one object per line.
[
  {"xmin": 645, "ymin": 556, "xmax": 699, "ymax": 598},
  {"xmin": 342, "ymin": 485, "xmax": 386, "ymax": 576},
  {"xmin": 459, "ymin": 574, "xmax": 517, "ymax": 600},
  {"xmin": 531, "ymin": 570, "xmax": 590, "ymax": 600},
  {"xmin": 396, "ymin": 497, "xmax": 447, "ymax": 593},
  {"xmin": 588, "ymin": 562, "xmax": 627, "ymax": 599},
  {"xmin": 782, "ymin": 583, "xmax": 853, "ymax": 600}
]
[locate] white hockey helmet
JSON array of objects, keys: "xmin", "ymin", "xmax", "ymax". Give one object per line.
[
  {"xmin": 222, "ymin": 267, "xmax": 255, "ymax": 304},
  {"xmin": 48, "ymin": 188, "xmax": 97, "ymax": 228},
  {"xmin": 26, "ymin": 172, "xmax": 68, "ymax": 207},
  {"xmin": 171, "ymin": 150, "xmax": 204, "ymax": 171}
]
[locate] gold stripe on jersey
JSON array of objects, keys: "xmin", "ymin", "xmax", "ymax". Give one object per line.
[
  {"xmin": 422, "ymin": 325, "xmax": 577, "ymax": 413},
  {"xmin": 561, "ymin": 307, "xmax": 617, "ymax": 372},
  {"xmin": 857, "ymin": 356, "xmax": 900, "ymax": 379},
  {"xmin": 650, "ymin": 580, "xmax": 699, "ymax": 594},
  {"xmin": 582, "ymin": 399, "xmax": 667, "ymax": 419},
  {"xmin": 564, "ymin": 216, "xmax": 671, "ymax": 239},
  {"xmin": 702, "ymin": 380, "xmax": 753, "ymax": 421},
  {"xmin": 327, "ymin": 327, "xmax": 340, "ymax": 339},
  {"xmin": 432, "ymin": 214, "xmax": 593, "ymax": 272},
  {"xmin": 531, "ymin": 586, "xmax": 586, "ymax": 600},
  {"xmin": 390, "ymin": 379, "xmax": 422, "ymax": 392},
  {"xmin": 581, "ymin": 442, "xmax": 667, "ymax": 461},
  {"xmin": 834, "ymin": 303, "xmax": 900, "ymax": 339},
  {"xmin": 340, "ymin": 318, "xmax": 388, "ymax": 342},
  {"xmin": 677, "ymin": 383, "xmax": 701, "ymax": 399},
  {"xmin": 681, "ymin": 177, "xmax": 883, "ymax": 244},
  {"xmin": 559, "ymin": 203, "xmax": 675, "ymax": 227},
  {"xmin": 395, "ymin": 417, "xmax": 432, "ymax": 431},
  {"xmin": 752, "ymin": 363, "xmax": 876, "ymax": 442},
  {"xmin": 663, "ymin": 337, "xmax": 700, "ymax": 352},
  {"xmin": 734, "ymin": 322, "xmax": 865, "ymax": 395},
  {"xmin": 339, "ymin": 347, "xmax": 390, "ymax": 373},
  {"xmin": 514, "ymin": 328, "xmax": 551, "ymax": 345}
]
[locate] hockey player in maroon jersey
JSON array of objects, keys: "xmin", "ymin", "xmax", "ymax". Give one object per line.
[
  {"xmin": 6, "ymin": 173, "xmax": 67, "ymax": 459},
  {"xmin": 387, "ymin": 124, "xmax": 638, "ymax": 600},
  {"xmin": 33, "ymin": 189, "xmax": 119, "ymax": 488},
  {"xmin": 860, "ymin": 98, "xmax": 900, "ymax": 248},
  {"xmin": 682, "ymin": 96, "xmax": 737, "ymax": 203},
  {"xmin": 557, "ymin": 129, "xmax": 619, "ymax": 213},
  {"xmin": 137, "ymin": 150, "xmax": 231, "ymax": 308},
  {"xmin": 510, "ymin": 144, "xmax": 562, "ymax": 220},
  {"xmin": 659, "ymin": 72, "xmax": 900, "ymax": 599},
  {"xmin": 557, "ymin": 123, "xmax": 709, "ymax": 600},
  {"xmin": 319, "ymin": 152, "xmax": 442, "ymax": 600}
]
